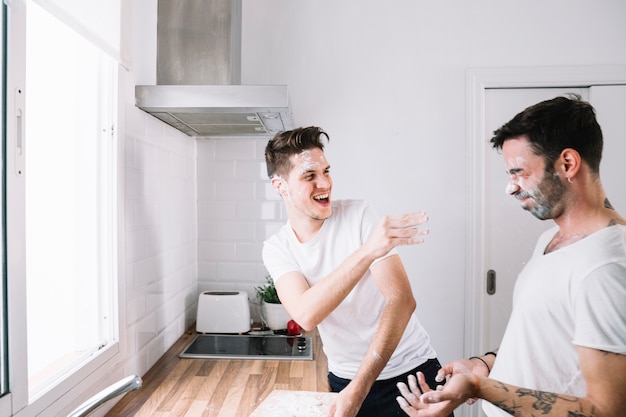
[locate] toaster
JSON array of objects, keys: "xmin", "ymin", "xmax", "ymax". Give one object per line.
[{"xmin": 196, "ymin": 291, "xmax": 251, "ymax": 333}]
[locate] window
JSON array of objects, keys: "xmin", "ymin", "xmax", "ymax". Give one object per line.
[
  {"xmin": 24, "ymin": 0, "xmax": 118, "ymax": 400},
  {"xmin": 4, "ymin": 0, "xmax": 119, "ymax": 412}
]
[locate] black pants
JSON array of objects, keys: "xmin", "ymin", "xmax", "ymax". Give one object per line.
[{"xmin": 328, "ymin": 358, "xmax": 455, "ymax": 417}]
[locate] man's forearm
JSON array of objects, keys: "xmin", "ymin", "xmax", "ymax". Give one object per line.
[
  {"xmin": 349, "ymin": 254, "xmax": 417, "ymax": 390},
  {"xmin": 350, "ymin": 297, "xmax": 414, "ymax": 393},
  {"xmin": 479, "ymin": 378, "xmax": 595, "ymax": 417},
  {"xmin": 282, "ymin": 246, "xmax": 382, "ymax": 329}
]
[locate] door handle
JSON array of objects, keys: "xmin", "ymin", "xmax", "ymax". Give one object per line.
[
  {"xmin": 15, "ymin": 87, "xmax": 24, "ymax": 176},
  {"xmin": 486, "ymin": 269, "xmax": 496, "ymax": 295}
]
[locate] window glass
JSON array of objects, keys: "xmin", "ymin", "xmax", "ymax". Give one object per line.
[{"xmin": 25, "ymin": 1, "xmax": 117, "ymax": 400}]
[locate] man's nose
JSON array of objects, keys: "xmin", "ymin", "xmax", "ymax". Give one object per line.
[
  {"xmin": 317, "ymin": 176, "xmax": 331, "ymax": 188},
  {"xmin": 505, "ymin": 180, "xmax": 520, "ymax": 195}
]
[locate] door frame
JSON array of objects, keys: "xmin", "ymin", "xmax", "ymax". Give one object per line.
[{"xmin": 464, "ymin": 65, "xmax": 626, "ymax": 395}]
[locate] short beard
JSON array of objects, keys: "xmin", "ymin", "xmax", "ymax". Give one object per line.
[{"xmin": 525, "ymin": 169, "xmax": 566, "ymax": 220}]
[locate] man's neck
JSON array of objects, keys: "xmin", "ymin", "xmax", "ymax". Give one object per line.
[
  {"xmin": 289, "ymin": 214, "xmax": 325, "ymax": 244},
  {"xmin": 555, "ymin": 175, "xmax": 623, "ymax": 232}
]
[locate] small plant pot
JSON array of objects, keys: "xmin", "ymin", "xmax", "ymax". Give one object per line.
[{"xmin": 261, "ymin": 301, "xmax": 291, "ymax": 330}]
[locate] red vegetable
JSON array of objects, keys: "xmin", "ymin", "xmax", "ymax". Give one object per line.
[{"xmin": 287, "ymin": 319, "xmax": 301, "ymax": 335}]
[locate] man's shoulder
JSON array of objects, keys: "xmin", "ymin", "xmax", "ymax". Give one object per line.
[
  {"xmin": 263, "ymin": 222, "xmax": 290, "ymax": 246},
  {"xmin": 333, "ymin": 199, "xmax": 369, "ymax": 211},
  {"xmin": 328, "ymin": 200, "xmax": 372, "ymax": 223}
]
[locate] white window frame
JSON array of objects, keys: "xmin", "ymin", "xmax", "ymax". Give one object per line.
[
  {"xmin": 0, "ymin": 0, "xmax": 10, "ymax": 413},
  {"xmin": 4, "ymin": 1, "xmax": 122, "ymax": 415}
]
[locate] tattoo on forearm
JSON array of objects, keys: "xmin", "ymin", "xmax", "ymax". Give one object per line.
[
  {"xmin": 492, "ymin": 400, "xmax": 518, "ymax": 415},
  {"xmin": 494, "ymin": 381, "xmax": 510, "ymax": 392},
  {"xmin": 492, "ymin": 385, "xmax": 595, "ymax": 417},
  {"xmin": 516, "ymin": 389, "xmax": 572, "ymax": 413}
]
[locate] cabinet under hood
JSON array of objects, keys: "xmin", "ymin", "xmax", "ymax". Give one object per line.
[{"xmin": 135, "ymin": 0, "xmax": 293, "ymax": 138}]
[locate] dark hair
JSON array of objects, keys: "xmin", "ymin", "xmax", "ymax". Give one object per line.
[
  {"xmin": 265, "ymin": 126, "xmax": 330, "ymax": 178},
  {"xmin": 490, "ymin": 94, "xmax": 603, "ymax": 174}
]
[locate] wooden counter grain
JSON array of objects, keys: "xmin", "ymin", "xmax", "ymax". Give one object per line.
[{"xmin": 105, "ymin": 330, "xmax": 329, "ymax": 417}]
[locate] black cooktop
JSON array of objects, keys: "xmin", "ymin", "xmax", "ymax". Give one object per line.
[{"xmin": 179, "ymin": 334, "xmax": 313, "ymax": 360}]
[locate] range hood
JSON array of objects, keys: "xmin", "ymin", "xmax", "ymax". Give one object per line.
[
  {"xmin": 135, "ymin": 85, "xmax": 292, "ymax": 136},
  {"xmin": 135, "ymin": 0, "xmax": 293, "ymax": 137}
]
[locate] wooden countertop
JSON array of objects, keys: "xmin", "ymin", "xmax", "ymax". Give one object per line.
[{"xmin": 105, "ymin": 329, "xmax": 329, "ymax": 416}]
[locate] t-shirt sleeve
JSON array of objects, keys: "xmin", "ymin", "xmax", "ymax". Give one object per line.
[
  {"xmin": 573, "ymin": 262, "xmax": 626, "ymax": 354},
  {"xmin": 262, "ymin": 238, "xmax": 299, "ymax": 284}
]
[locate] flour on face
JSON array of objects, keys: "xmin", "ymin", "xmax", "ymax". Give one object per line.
[{"xmin": 294, "ymin": 149, "xmax": 327, "ymax": 175}]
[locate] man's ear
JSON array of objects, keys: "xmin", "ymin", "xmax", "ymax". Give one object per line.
[
  {"xmin": 559, "ymin": 148, "xmax": 581, "ymax": 180},
  {"xmin": 271, "ymin": 177, "xmax": 285, "ymax": 195}
]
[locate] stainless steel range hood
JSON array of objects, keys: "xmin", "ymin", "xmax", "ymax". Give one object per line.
[
  {"xmin": 135, "ymin": 0, "xmax": 293, "ymax": 137},
  {"xmin": 135, "ymin": 84, "xmax": 292, "ymax": 136}
]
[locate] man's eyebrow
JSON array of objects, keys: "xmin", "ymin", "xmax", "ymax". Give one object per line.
[
  {"xmin": 298, "ymin": 167, "xmax": 316, "ymax": 177},
  {"xmin": 300, "ymin": 163, "xmax": 330, "ymax": 174}
]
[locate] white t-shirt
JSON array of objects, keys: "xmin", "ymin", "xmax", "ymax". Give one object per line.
[
  {"xmin": 262, "ymin": 200, "xmax": 436, "ymax": 379},
  {"xmin": 483, "ymin": 225, "xmax": 626, "ymax": 417}
]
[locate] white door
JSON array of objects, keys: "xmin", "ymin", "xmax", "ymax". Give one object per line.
[
  {"xmin": 482, "ymin": 85, "xmax": 626, "ymax": 350},
  {"xmin": 589, "ymin": 85, "xmax": 626, "ymax": 215},
  {"xmin": 482, "ymin": 88, "xmax": 585, "ymax": 349}
]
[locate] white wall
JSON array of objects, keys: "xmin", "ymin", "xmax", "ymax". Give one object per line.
[{"xmin": 120, "ymin": 0, "xmax": 626, "ymax": 404}]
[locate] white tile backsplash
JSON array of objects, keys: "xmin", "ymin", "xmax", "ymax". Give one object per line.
[
  {"xmin": 197, "ymin": 138, "xmax": 283, "ymax": 300},
  {"xmin": 234, "ymin": 160, "xmax": 267, "ymax": 180},
  {"xmin": 237, "ymin": 201, "xmax": 281, "ymax": 220},
  {"xmin": 235, "ymin": 242, "xmax": 264, "ymax": 262},
  {"xmin": 215, "ymin": 262, "xmax": 259, "ymax": 281},
  {"xmin": 198, "ymin": 160, "xmax": 234, "ymax": 182},
  {"xmin": 197, "ymin": 200, "xmax": 236, "ymax": 221},
  {"xmin": 197, "ymin": 261, "xmax": 217, "ymax": 282},
  {"xmin": 214, "ymin": 139, "xmax": 258, "ymax": 160},
  {"xmin": 198, "ymin": 241, "xmax": 237, "ymax": 262},
  {"xmin": 215, "ymin": 181, "xmax": 256, "ymax": 200},
  {"xmin": 121, "ymin": 99, "xmax": 198, "ymax": 378},
  {"xmin": 121, "ymin": 93, "xmax": 282, "ymax": 379},
  {"xmin": 260, "ymin": 182, "xmax": 282, "ymax": 200},
  {"xmin": 216, "ymin": 221, "xmax": 257, "ymax": 241},
  {"xmin": 197, "ymin": 221, "xmax": 218, "ymax": 240}
]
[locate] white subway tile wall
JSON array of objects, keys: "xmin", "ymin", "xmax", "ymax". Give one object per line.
[
  {"xmin": 121, "ymin": 87, "xmax": 286, "ymax": 374},
  {"xmin": 197, "ymin": 138, "xmax": 286, "ymax": 306},
  {"xmin": 122, "ymin": 96, "xmax": 198, "ymax": 376}
]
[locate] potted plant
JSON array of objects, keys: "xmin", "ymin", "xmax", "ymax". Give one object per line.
[
  {"xmin": 255, "ymin": 275, "xmax": 281, "ymax": 304},
  {"xmin": 255, "ymin": 275, "xmax": 291, "ymax": 330}
]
